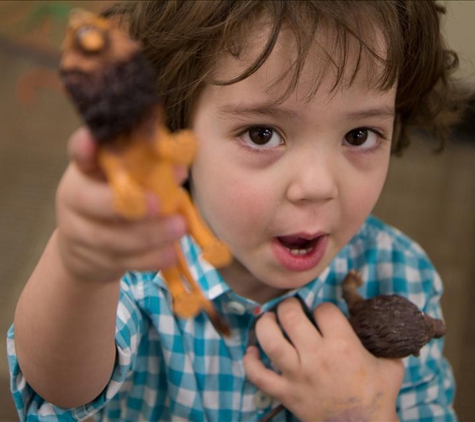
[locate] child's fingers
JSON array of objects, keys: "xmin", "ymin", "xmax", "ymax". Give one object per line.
[
  {"xmin": 67, "ymin": 126, "xmax": 102, "ymax": 177},
  {"xmin": 69, "ymin": 238, "xmax": 180, "ymax": 277},
  {"xmin": 276, "ymin": 298, "xmax": 321, "ymax": 353},
  {"xmin": 111, "ymin": 243, "xmax": 180, "ymax": 272},
  {"xmin": 58, "ymin": 164, "xmax": 116, "ymax": 220},
  {"xmin": 59, "ymin": 162, "xmax": 159, "ymax": 221},
  {"xmin": 243, "ymin": 346, "xmax": 286, "ymax": 399},
  {"xmin": 254, "ymin": 312, "xmax": 299, "ymax": 374},
  {"xmin": 312, "ymin": 302, "xmax": 360, "ymax": 341},
  {"xmin": 73, "ymin": 214, "xmax": 187, "ymax": 256}
]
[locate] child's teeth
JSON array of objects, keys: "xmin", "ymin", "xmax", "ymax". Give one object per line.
[{"xmin": 286, "ymin": 247, "xmax": 313, "ymax": 255}]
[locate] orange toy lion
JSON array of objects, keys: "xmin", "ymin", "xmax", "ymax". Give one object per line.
[{"xmin": 59, "ymin": 9, "xmax": 232, "ymax": 335}]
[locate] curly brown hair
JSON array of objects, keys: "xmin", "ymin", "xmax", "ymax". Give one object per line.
[{"xmin": 103, "ymin": 0, "xmax": 465, "ymax": 154}]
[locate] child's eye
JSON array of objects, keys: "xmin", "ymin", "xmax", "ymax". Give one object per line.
[
  {"xmin": 239, "ymin": 126, "xmax": 284, "ymax": 149},
  {"xmin": 343, "ymin": 127, "xmax": 381, "ymax": 150}
]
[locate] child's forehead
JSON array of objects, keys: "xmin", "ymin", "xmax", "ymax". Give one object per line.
[{"xmin": 211, "ymin": 17, "xmax": 393, "ymax": 101}]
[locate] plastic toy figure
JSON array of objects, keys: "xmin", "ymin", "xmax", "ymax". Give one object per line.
[
  {"xmin": 342, "ymin": 270, "xmax": 446, "ymax": 358},
  {"xmin": 59, "ymin": 9, "xmax": 232, "ymax": 335}
]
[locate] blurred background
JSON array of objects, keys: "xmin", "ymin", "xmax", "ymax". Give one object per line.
[{"xmin": 0, "ymin": 1, "xmax": 474, "ymax": 421}]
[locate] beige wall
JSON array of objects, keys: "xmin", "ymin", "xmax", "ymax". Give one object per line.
[{"xmin": 444, "ymin": 1, "xmax": 475, "ymax": 85}]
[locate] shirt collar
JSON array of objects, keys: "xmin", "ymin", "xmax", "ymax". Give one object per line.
[
  {"xmin": 153, "ymin": 234, "xmax": 338, "ymax": 310},
  {"xmin": 182, "ymin": 234, "xmax": 234, "ymax": 299}
]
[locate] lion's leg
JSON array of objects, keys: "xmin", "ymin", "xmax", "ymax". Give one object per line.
[
  {"xmin": 161, "ymin": 245, "xmax": 201, "ymax": 319},
  {"xmin": 176, "ymin": 189, "xmax": 232, "ymax": 267},
  {"xmin": 174, "ymin": 245, "xmax": 230, "ymax": 336}
]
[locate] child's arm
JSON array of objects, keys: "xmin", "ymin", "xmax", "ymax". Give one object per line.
[
  {"xmin": 12, "ymin": 127, "xmax": 187, "ymax": 409},
  {"xmin": 243, "ymin": 298, "xmax": 403, "ymax": 421},
  {"xmin": 14, "ymin": 230, "xmax": 120, "ymax": 408}
]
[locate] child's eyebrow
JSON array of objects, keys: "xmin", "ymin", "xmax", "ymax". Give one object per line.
[
  {"xmin": 343, "ymin": 106, "xmax": 395, "ymax": 121},
  {"xmin": 217, "ymin": 103, "xmax": 300, "ymax": 121},
  {"xmin": 217, "ymin": 103, "xmax": 395, "ymax": 121}
]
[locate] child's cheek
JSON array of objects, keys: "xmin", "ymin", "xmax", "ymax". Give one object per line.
[
  {"xmin": 341, "ymin": 165, "xmax": 389, "ymax": 237},
  {"xmin": 202, "ymin": 177, "xmax": 270, "ymax": 246}
]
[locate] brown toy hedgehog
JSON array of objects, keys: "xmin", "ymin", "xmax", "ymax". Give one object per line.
[
  {"xmin": 59, "ymin": 9, "xmax": 232, "ymax": 336},
  {"xmin": 342, "ymin": 270, "xmax": 446, "ymax": 358}
]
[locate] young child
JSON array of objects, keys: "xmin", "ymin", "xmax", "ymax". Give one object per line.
[{"xmin": 7, "ymin": 1, "xmax": 464, "ymax": 421}]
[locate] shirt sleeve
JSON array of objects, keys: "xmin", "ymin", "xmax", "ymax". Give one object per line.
[
  {"xmin": 397, "ymin": 269, "xmax": 457, "ymax": 421},
  {"xmin": 6, "ymin": 274, "xmax": 143, "ymax": 422}
]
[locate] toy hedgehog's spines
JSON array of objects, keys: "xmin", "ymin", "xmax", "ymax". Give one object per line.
[{"xmin": 348, "ymin": 295, "xmax": 438, "ymax": 358}]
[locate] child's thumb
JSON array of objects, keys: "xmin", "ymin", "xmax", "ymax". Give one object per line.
[{"xmin": 67, "ymin": 126, "xmax": 102, "ymax": 177}]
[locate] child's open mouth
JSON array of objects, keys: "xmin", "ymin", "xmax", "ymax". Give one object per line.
[
  {"xmin": 272, "ymin": 233, "xmax": 329, "ymax": 272},
  {"xmin": 278, "ymin": 235, "xmax": 320, "ymax": 255}
]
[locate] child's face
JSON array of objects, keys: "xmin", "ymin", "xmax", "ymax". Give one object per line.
[{"xmin": 190, "ymin": 25, "xmax": 396, "ymax": 302}]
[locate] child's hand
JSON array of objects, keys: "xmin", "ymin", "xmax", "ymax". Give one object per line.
[
  {"xmin": 243, "ymin": 298, "xmax": 404, "ymax": 422},
  {"xmin": 55, "ymin": 127, "xmax": 188, "ymax": 284}
]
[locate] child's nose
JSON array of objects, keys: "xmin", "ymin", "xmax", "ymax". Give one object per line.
[{"xmin": 285, "ymin": 149, "xmax": 338, "ymax": 204}]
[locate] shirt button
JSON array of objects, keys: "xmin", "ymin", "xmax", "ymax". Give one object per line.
[
  {"xmin": 226, "ymin": 300, "xmax": 246, "ymax": 315},
  {"xmin": 254, "ymin": 390, "xmax": 273, "ymax": 409}
]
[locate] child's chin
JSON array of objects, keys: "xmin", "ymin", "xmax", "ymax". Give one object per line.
[{"xmin": 260, "ymin": 271, "xmax": 317, "ymax": 291}]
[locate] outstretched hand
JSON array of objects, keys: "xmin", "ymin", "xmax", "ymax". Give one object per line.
[
  {"xmin": 55, "ymin": 127, "xmax": 189, "ymax": 285},
  {"xmin": 243, "ymin": 298, "xmax": 404, "ymax": 421}
]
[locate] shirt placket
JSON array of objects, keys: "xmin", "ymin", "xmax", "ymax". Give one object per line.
[{"xmin": 240, "ymin": 304, "xmax": 282, "ymax": 421}]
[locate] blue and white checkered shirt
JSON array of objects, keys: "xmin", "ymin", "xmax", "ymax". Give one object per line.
[{"xmin": 7, "ymin": 215, "xmax": 456, "ymax": 421}]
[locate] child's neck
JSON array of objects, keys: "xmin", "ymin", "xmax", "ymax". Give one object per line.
[{"xmin": 219, "ymin": 260, "xmax": 288, "ymax": 304}]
